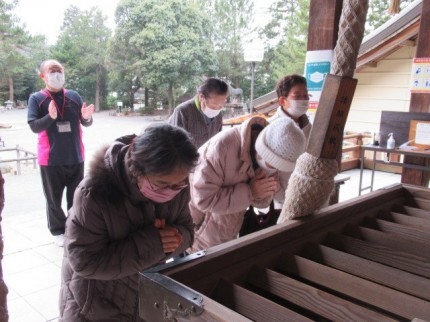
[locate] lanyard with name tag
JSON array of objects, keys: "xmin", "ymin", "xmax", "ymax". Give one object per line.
[{"xmin": 57, "ymin": 121, "xmax": 71, "ymax": 133}]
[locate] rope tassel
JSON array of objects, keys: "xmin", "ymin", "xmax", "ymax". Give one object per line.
[{"xmin": 277, "ymin": 153, "xmax": 338, "ymax": 222}]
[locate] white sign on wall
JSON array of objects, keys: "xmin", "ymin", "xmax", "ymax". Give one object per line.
[
  {"xmin": 304, "ymin": 50, "xmax": 333, "ymax": 109},
  {"xmin": 411, "ymin": 57, "xmax": 430, "ymax": 93}
]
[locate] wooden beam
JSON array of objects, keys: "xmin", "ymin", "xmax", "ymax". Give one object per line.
[
  {"xmin": 306, "ymin": 75, "xmax": 357, "ymax": 158},
  {"xmin": 307, "ymin": 0, "xmax": 343, "ymax": 50},
  {"xmin": 356, "ymin": 21, "xmax": 420, "ymax": 71},
  {"xmin": 409, "ymin": 0, "xmax": 430, "ymax": 112},
  {"xmin": 403, "ymin": 0, "xmax": 430, "ymax": 185},
  {"xmin": 400, "ymin": 39, "xmax": 416, "ymax": 47},
  {"xmin": 365, "ymin": 61, "xmax": 378, "ymax": 68}
]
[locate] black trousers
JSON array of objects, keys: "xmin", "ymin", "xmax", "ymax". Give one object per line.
[{"xmin": 40, "ymin": 163, "xmax": 84, "ymax": 236}]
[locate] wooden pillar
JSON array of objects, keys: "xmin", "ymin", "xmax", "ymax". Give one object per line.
[
  {"xmin": 307, "ymin": 0, "xmax": 344, "ymax": 204},
  {"xmin": 0, "ymin": 171, "xmax": 8, "ymax": 322},
  {"xmin": 402, "ymin": 0, "xmax": 430, "ymax": 186},
  {"xmin": 307, "ymin": 0, "xmax": 343, "ymax": 51}
]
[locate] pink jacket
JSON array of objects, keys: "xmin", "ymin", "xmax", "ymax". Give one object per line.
[{"xmin": 189, "ymin": 116, "xmax": 271, "ymax": 252}]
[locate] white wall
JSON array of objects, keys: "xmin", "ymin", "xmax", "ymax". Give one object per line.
[{"xmin": 345, "ymin": 46, "xmax": 417, "ymax": 133}]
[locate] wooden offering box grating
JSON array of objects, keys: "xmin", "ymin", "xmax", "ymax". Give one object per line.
[{"xmin": 139, "ymin": 184, "xmax": 430, "ymax": 322}]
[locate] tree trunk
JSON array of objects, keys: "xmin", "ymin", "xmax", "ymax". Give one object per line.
[
  {"xmin": 94, "ymin": 67, "xmax": 101, "ymax": 112},
  {"xmin": 130, "ymin": 82, "xmax": 135, "ymax": 112},
  {"xmin": 145, "ymin": 87, "xmax": 149, "ymax": 108},
  {"xmin": 168, "ymin": 83, "xmax": 175, "ymax": 114},
  {"xmin": 8, "ymin": 76, "xmax": 14, "ymax": 103}
]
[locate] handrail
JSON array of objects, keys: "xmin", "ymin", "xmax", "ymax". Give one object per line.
[{"xmin": 0, "ymin": 145, "xmax": 37, "ymax": 175}]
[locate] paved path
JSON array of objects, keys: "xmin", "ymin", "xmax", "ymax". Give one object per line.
[{"xmin": 1, "ymin": 108, "xmax": 163, "ymax": 218}]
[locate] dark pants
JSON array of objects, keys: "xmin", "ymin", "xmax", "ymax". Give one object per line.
[{"xmin": 40, "ymin": 163, "xmax": 84, "ymax": 236}]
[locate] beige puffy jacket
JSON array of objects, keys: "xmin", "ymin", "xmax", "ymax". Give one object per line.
[{"xmin": 189, "ymin": 117, "xmax": 272, "ymax": 253}]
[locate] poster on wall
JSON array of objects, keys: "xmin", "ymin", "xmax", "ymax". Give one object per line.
[
  {"xmin": 410, "ymin": 57, "xmax": 430, "ymax": 93},
  {"xmin": 304, "ymin": 50, "xmax": 333, "ymax": 110}
]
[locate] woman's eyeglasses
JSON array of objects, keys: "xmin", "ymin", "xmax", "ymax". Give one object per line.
[{"xmin": 145, "ymin": 176, "xmax": 188, "ymax": 192}]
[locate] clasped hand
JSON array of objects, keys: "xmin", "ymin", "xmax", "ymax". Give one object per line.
[
  {"xmin": 81, "ymin": 102, "xmax": 95, "ymax": 121},
  {"xmin": 48, "ymin": 101, "xmax": 94, "ymax": 121},
  {"xmin": 154, "ymin": 219, "xmax": 182, "ymax": 254},
  {"xmin": 48, "ymin": 101, "xmax": 58, "ymax": 119},
  {"xmin": 250, "ymin": 170, "xmax": 280, "ymax": 200}
]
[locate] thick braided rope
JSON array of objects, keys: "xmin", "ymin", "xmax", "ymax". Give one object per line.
[
  {"xmin": 277, "ymin": 153, "xmax": 338, "ymax": 222},
  {"xmin": 278, "ymin": 0, "xmax": 368, "ymax": 222},
  {"xmin": 331, "ymin": 0, "xmax": 368, "ymax": 77}
]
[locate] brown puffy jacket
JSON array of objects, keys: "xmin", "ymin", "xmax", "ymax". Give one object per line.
[
  {"xmin": 189, "ymin": 117, "xmax": 272, "ymax": 253},
  {"xmin": 59, "ymin": 135, "xmax": 194, "ymax": 321}
]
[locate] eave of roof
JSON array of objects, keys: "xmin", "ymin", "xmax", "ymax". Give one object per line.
[{"xmin": 356, "ymin": 0, "xmax": 422, "ymax": 71}]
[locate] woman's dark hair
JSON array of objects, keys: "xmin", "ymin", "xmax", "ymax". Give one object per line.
[
  {"xmin": 128, "ymin": 124, "xmax": 199, "ymax": 177},
  {"xmin": 275, "ymin": 74, "xmax": 307, "ymax": 99},
  {"xmin": 197, "ymin": 78, "xmax": 229, "ymax": 98},
  {"xmin": 250, "ymin": 123, "xmax": 265, "ymax": 170}
]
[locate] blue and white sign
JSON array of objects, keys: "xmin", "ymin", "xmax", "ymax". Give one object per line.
[{"xmin": 304, "ymin": 50, "xmax": 333, "ymax": 109}]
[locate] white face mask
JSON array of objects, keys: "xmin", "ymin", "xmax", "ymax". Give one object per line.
[
  {"xmin": 287, "ymin": 100, "xmax": 309, "ymax": 118},
  {"xmin": 202, "ymin": 105, "xmax": 222, "ymax": 118},
  {"xmin": 47, "ymin": 72, "xmax": 65, "ymax": 90},
  {"xmin": 257, "ymin": 157, "xmax": 277, "ymax": 175}
]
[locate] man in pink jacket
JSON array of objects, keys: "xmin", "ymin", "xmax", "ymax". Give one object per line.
[{"xmin": 189, "ymin": 116, "xmax": 280, "ymax": 252}]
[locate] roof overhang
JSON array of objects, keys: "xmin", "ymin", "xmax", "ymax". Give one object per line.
[{"xmin": 356, "ymin": 0, "xmax": 422, "ymax": 72}]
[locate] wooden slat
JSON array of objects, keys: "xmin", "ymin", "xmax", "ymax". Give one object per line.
[
  {"xmin": 165, "ymin": 186, "xmax": 407, "ymax": 294},
  {"xmin": 195, "ymin": 295, "xmax": 253, "ymax": 322},
  {"xmin": 343, "ymin": 224, "xmax": 430, "ymax": 261},
  {"xmin": 377, "ymin": 210, "xmax": 430, "ymax": 231},
  {"xmin": 246, "ymin": 266, "xmax": 396, "ymax": 321},
  {"xmin": 411, "ymin": 197, "xmax": 430, "ymax": 211},
  {"xmin": 362, "ymin": 217, "xmax": 430, "ymax": 244},
  {"xmin": 300, "ymin": 242, "xmax": 430, "ymax": 301},
  {"xmin": 405, "ymin": 185, "xmax": 430, "ymax": 201},
  {"xmin": 277, "ymin": 255, "xmax": 430, "ymax": 320},
  {"xmin": 323, "ymin": 232, "xmax": 430, "ymax": 278},
  {"xmin": 393, "ymin": 204, "xmax": 430, "ymax": 220},
  {"xmin": 211, "ymin": 280, "xmax": 311, "ymax": 322}
]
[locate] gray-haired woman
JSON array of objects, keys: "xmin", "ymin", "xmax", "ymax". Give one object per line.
[{"xmin": 59, "ymin": 124, "xmax": 199, "ymax": 321}]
